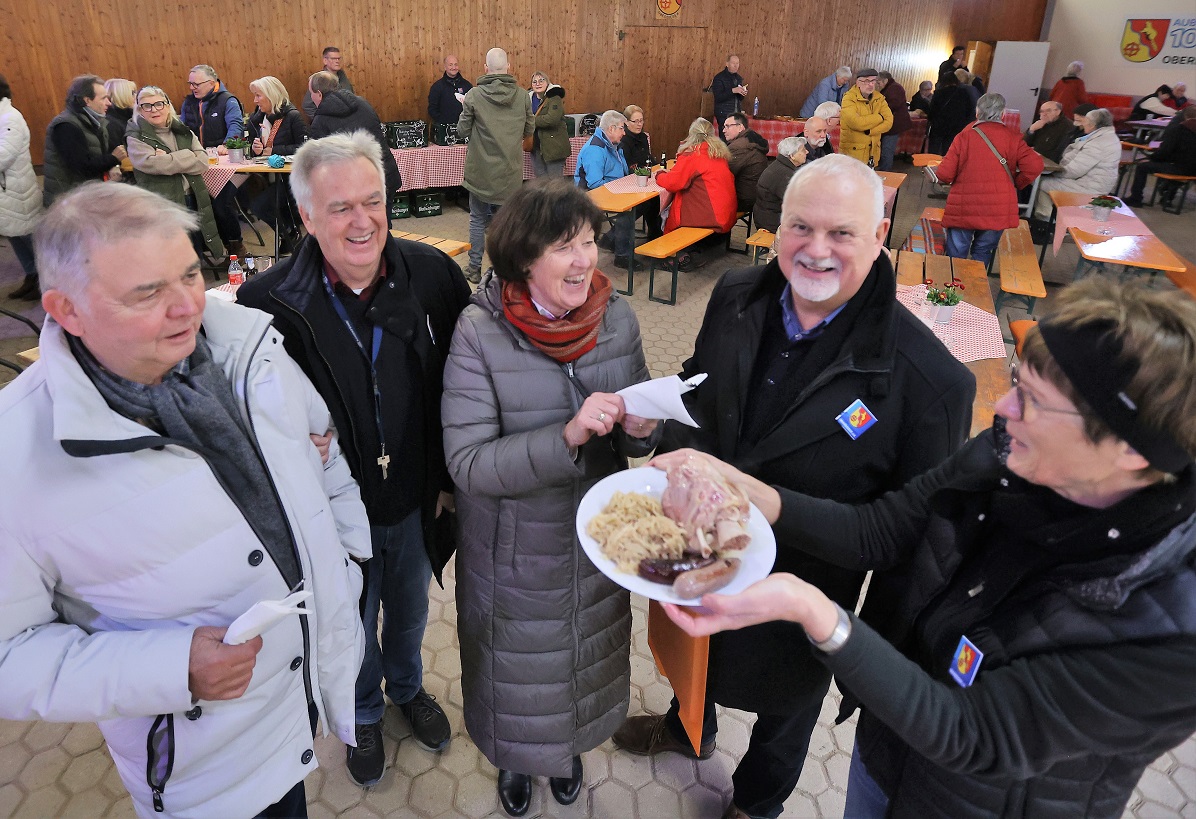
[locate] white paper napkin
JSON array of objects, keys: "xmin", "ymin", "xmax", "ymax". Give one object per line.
[
  {"xmin": 223, "ymin": 590, "xmax": 312, "ymax": 645},
  {"xmin": 616, "ymin": 373, "xmax": 707, "ymax": 428}
]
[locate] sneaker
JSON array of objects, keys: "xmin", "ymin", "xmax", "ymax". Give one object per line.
[
  {"xmin": 346, "ymin": 721, "xmax": 386, "ymax": 787},
  {"xmin": 464, "ymin": 264, "xmax": 481, "ymax": 284},
  {"xmin": 611, "ymin": 714, "xmax": 714, "ymax": 759},
  {"xmin": 399, "ymin": 688, "xmax": 451, "ymax": 752}
]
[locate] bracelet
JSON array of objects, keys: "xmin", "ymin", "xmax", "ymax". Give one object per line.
[{"xmin": 809, "ymin": 603, "xmax": 852, "ymax": 654}]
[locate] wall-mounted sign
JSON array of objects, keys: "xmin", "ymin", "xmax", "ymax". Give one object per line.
[
  {"xmin": 1121, "ymin": 17, "xmax": 1196, "ymax": 64},
  {"xmin": 657, "ymin": 0, "xmax": 682, "ymax": 19}
]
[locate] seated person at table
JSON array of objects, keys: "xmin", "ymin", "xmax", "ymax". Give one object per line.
[
  {"xmin": 1125, "ymin": 105, "xmax": 1196, "ymax": 207},
  {"xmin": 812, "ymin": 101, "xmax": 841, "ymax": 129},
  {"xmin": 1131, "ymin": 85, "xmax": 1175, "ymax": 121},
  {"xmin": 909, "ymin": 81, "xmax": 933, "ymax": 118},
  {"xmin": 180, "ymin": 64, "xmax": 245, "ymax": 258},
  {"xmin": 103, "ymin": 78, "xmax": 136, "ymax": 154},
  {"xmin": 800, "ymin": 65, "xmax": 852, "ymax": 118},
  {"xmin": 246, "ymin": 75, "xmax": 307, "ymax": 249},
  {"xmin": 803, "ymin": 116, "xmax": 835, "ymax": 161},
  {"xmin": 660, "ymin": 276, "xmax": 1196, "ymax": 819},
  {"xmin": 575, "ymin": 109, "xmax": 635, "ymax": 269},
  {"xmin": 1167, "ymin": 82, "xmax": 1189, "ymax": 109},
  {"xmin": 654, "ymin": 117, "xmax": 737, "ymax": 240},
  {"xmin": 753, "ymin": 136, "xmax": 806, "ymax": 233},
  {"xmin": 935, "ymin": 94, "xmax": 1043, "ymax": 267},
  {"xmin": 723, "ymin": 112, "xmax": 768, "ymax": 211},
  {"xmin": 1023, "ymin": 100, "xmax": 1074, "ymax": 163},
  {"xmin": 928, "ymin": 71, "xmax": 973, "ymax": 155},
  {"xmin": 125, "ymin": 85, "xmax": 224, "ymax": 261},
  {"xmin": 1034, "ymin": 108, "xmax": 1120, "ymax": 218},
  {"xmin": 621, "ymin": 105, "xmax": 662, "ymax": 241},
  {"xmin": 308, "ymin": 71, "xmax": 402, "ymax": 212}
]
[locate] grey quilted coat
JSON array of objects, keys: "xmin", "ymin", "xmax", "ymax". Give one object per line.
[{"xmin": 442, "ymin": 274, "xmax": 658, "ymax": 777}]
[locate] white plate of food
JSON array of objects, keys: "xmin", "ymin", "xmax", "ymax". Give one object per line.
[{"xmin": 577, "ymin": 464, "xmax": 776, "ymax": 605}]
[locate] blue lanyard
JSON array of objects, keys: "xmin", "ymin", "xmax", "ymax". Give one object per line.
[{"xmin": 321, "ymin": 274, "xmax": 390, "ymax": 477}]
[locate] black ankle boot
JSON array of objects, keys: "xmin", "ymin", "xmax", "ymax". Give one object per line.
[
  {"xmin": 497, "ymin": 769, "xmax": 531, "ymax": 816},
  {"xmin": 549, "ymin": 755, "xmax": 583, "ymax": 805},
  {"xmin": 7, "ymin": 275, "xmax": 38, "ymax": 301}
]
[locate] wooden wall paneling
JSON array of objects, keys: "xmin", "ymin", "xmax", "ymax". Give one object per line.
[
  {"xmin": 950, "ymin": 0, "xmax": 1049, "ymax": 48},
  {"xmin": 621, "ymin": 26, "xmax": 711, "ymax": 158}
]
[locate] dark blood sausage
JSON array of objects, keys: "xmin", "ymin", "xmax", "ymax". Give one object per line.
[
  {"xmin": 638, "ymin": 555, "xmax": 716, "ymax": 585},
  {"xmin": 673, "ymin": 558, "xmax": 741, "ymax": 599}
]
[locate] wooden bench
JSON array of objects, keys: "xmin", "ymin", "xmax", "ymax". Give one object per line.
[
  {"xmin": 1150, "ymin": 173, "xmax": 1196, "ymax": 214},
  {"xmin": 16, "ymin": 348, "xmax": 39, "ymax": 366},
  {"xmin": 1008, "ymin": 319, "xmax": 1037, "ymax": 360},
  {"xmin": 994, "ymin": 221, "xmax": 1047, "ymax": 316},
  {"xmin": 389, "ymin": 230, "xmax": 471, "ymax": 257},
  {"xmin": 634, "ymin": 227, "xmax": 715, "ymax": 305},
  {"xmin": 726, "ymin": 211, "xmax": 753, "ymax": 254},
  {"xmin": 1166, "ymin": 255, "xmax": 1196, "ymax": 300},
  {"xmin": 746, "ymin": 229, "xmax": 775, "ymax": 264}
]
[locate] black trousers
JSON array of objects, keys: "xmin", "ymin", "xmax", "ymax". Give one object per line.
[
  {"xmin": 254, "ymin": 780, "xmax": 306, "ymax": 819},
  {"xmin": 1130, "ymin": 160, "xmax": 1185, "ymax": 201},
  {"xmin": 211, "ymin": 183, "xmax": 243, "ymax": 243},
  {"xmin": 663, "ymin": 681, "xmax": 829, "ymax": 819}
]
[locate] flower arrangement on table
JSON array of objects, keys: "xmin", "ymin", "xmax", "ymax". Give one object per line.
[
  {"xmin": 926, "ymin": 282, "xmax": 962, "ymax": 306},
  {"xmin": 223, "ymin": 136, "xmax": 250, "ymax": 150},
  {"xmin": 633, "ymin": 166, "xmax": 652, "ymax": 177},
  {"xmin": 1089, "ymin": 195, "xmax": 1120, "ymax": 209}
]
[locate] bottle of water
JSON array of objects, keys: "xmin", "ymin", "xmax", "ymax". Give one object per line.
[
  {"xmin": 245, "ymin": 256, "xmax": 257, "ymax": 278},
  {"xmin": 753, "ymin": 96, "xmax": 760, "ymax": 117},
  {"xmin": 227, "ymin": 255, "xmax": 244, "ymax": 286},
  {"xmin": 660, "ymin": 152, "xmax": 667, "ymax": 168}
]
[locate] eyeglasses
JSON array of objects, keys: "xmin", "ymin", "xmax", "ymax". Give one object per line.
[
  {"xmin": 629, "ymin": 118, "xmax": 644, "ymax": 124},
  {"xmin": 138, "ymin": 101, "xmax": 168, "ymax": 112},
  {"xmin": 187, "ymin": 80, "xmax": 213, "ymax": 89},
  {"xmin": 1010, "ymin": 364, "xmax": 1084, "ymax": 419}
]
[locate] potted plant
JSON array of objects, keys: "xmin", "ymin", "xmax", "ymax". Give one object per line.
[
  {"xmin": 634, "ymin": 166, "xmax": 652, "ymax": 187},
  {"xmin": 1090, "ymin": 194, "xmax": 1119, "ymax": 222},
  {"xmin": 224, "ymin": 136, "xmax": 250, "ymax": 165},
  {"xmin": 926, "ymin": 282, "xmax": 962, "ymax": 324}
]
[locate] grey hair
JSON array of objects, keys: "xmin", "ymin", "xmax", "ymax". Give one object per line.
[
  {"xmin": 783, "ymin": 154, "xmax": 884, "ymax": 233},
  {"xmin": 35, "ymin": 183, "xmax": 198, "ymax": 302},
  {"xmin": 485, "ymin": 48, "xmax": 509, "ymax": 73},
  {"xmin": 1065, "ymin": 60, "xmax": 1084, "ymax": 77},
  {"xmin": 189, "ymin": 64, "xmax": 219, "ymax": 82},
  {"xmin": 812, "ymin": 101, "xmax": 841, "ymax": 120},
  {"xmin": 834, "ymin": 65, "xmax": 853, "ymax": 81},
  {"xmin": 975, "ymin": 93, "xmax": 1006, "ymax": 122},
  {"xmin": 599, "ymin": 109, "xmax": 627, "ymax": 131},
  {"xmin": 777, "ymin": 136, "xmax": 808, "ymax": 158},
  {"xmin": 290, "ymin": 131, "xmax": 386, "ymax": 213},
  {"xmin": 1086, "ymin": 108, "xmax": 1114, "ymax": 129},
  {"xmin": 133, "ymin": 85, "xmax": 180, "ymax": 125},
  {"xmin": 919, "ymin": 81, "xmax": 933, "ymax": 91}
]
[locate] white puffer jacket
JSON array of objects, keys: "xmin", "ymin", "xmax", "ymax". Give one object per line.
[
  {"xmin": 0, "ymin": 97, "xmax": 42, "ymax": 237},
  {"xmin": 0, "ymin": 298, "xmax": 369, "ymax": 818}
]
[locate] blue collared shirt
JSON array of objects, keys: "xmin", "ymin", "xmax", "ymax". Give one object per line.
[{"xmin": 779, "ymin": 285, "xmax": 847, "ymax": 342}]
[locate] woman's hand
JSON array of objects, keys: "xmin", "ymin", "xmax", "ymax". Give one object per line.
[
  {"xmin": 252, "ymin": 138, "xmax": 265, "ymax": 155},
  {"xmin": 216, "ymin": 145, "xmax": 229, "ymax": 156},
  {"xmin": 621, "ymin": 414, "xmax": 658, "ymax": 439},
  {"xmin": 649, "ymin": 448, "xmax": 782, "ymax": 524},
  {"xmin": 563, "ymin": 393, "xmax": 625, "ymax": 449},
  {"xmin": 662, "ymin": 573, "xmax": 840, "ymax": 642}
]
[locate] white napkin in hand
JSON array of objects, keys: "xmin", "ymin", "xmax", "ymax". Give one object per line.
[
  {"xmin": 454, "ymin": 92, "xmax": 466, "ymax": 103},
  {"xmin": 616, "ymin": 374, "xmax": 706, "ymax": 428},
  {"xmin": 223, "ymin": 590, "xmax": 312, "ymax": 645}
]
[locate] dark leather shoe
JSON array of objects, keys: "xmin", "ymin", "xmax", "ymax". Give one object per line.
[
  {"xmin": 7, "ymin": 276, "xmax": 38, "ymax": 301},
  {"xmin": 549, "ymin": 755, "xmax": 583, "ymax": 805},
  {"xmin": 497, "ymin": 770, "xmax": 531, "ymax": 817},
  {"xmin": 611, "ymin": 714, "xmax": 714, "ymax": 759}
]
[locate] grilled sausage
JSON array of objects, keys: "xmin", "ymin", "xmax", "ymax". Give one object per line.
[{"xmin": 672, "ymin": 558, "xmax": 740, "ymax": 599}]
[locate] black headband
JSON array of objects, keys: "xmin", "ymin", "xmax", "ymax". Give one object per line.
[{"xmin": 1038, "ymin": 319, "xmax": 1191, "ymax": 472}]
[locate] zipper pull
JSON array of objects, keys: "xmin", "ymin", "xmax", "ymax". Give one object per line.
[
  {"xmin": 565, "ymin": 362, "xmax": 575, "ymax": 378},
  {"xmin": 153, "ymin": 789, "xmax": 164, "ymax": 812}
]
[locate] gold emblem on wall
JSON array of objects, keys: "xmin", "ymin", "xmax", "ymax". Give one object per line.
[
  {"xmin": 656, "ymin": 0, "xmax": 682, "ymax": 19},
  {"xmin": 1121, "ymin": 19, "xmax": 1169, "ymax": 62}
]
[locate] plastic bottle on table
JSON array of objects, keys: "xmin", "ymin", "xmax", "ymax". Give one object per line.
[
  {"xmin": 753, "ymin": 96, "xmax": 760, "ymax": 117},
  {"xmin": 227, "ymin": 255, "xmax": 244, "ymax": 286}
]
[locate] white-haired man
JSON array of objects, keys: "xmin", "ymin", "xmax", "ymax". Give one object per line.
[
  {"xmin": 613, "ymin": 155, "xmax": 974, "ymax": 819},
  {"xmin": 457, "ymin": 47, "xmax": 534, "ymax": 283},
  {"xmin": 800, "ymin": 65, "xmax": 853, "ymax": 118},
  {"xmin": 575, "ymin": 110, "xmax": 635, "ymax": 267},
  {"xmin": 1024, "ymin": 100, "xmax": 1076, "ymax": 163},
  {"xmin": 803, "ymin": 115, "xmax": 835, "ymax": 161},
  {"xmin": 0, "ymin": 182, "xmax": 370, "ymax": 817},
  {"xmin": 237, "ymin": 131, "xmax": 471, "ymax": 788},
  {"xmin": 179, "ymin": 64, "xmax": 246, "ymax": 257}
]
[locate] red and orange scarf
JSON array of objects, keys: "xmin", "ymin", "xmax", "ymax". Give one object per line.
[{"xmin": 501, "ymin": 271, "xmax": 613, "ymax": 363}]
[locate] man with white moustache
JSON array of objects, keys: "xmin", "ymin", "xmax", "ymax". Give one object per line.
[
  {"xmin": 802, "ymin": 116, "xmax": 835, "ymax": 161},
  {"xmin": 612, "ymin": 154, "xmax": 974, "ymax": 819},
  {"xmin": 237, "ymin": 131, "xmax": 471, "ymax": 788}
]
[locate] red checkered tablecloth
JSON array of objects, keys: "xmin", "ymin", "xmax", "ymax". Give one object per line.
[
  {"xmin": 201, "ymin": 162, "xmax": 241, "ymax": 198},
  {"xmin": 391, "ymin": 136, "xmax": 588, "ymax": 192},
  {"xmin": 897, "ymin": 284, "xmax": 1007, "ymax": 363}
]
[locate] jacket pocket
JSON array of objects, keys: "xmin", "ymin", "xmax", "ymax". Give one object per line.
[{"xmin": 145, "ymin": 712, "xmax": 175, "ymax": 813}]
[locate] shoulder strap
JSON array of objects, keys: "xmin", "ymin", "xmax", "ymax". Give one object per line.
[{"xmin": 971, "ymin": 123, "xmax": 1016, "ymax": 186}]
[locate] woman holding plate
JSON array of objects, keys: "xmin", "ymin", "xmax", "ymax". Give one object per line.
[{"xmin": 441, "ymin": 177, "xmax": 661, "ymax": 817}]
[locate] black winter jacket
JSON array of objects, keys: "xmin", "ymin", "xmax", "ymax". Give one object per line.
[
  {"xmin": 236, "ymin": 235, "xmax": 471, "ymax": 580},
  {"xmin": 309, "ymin": 90, "xmax": 403, "ymax": 203},
  {"xmin": 659, "ymin": 257, "xmax": 975, "ymax": 713},
  {"xmin": 247, "ymin": 104, "xmax": 308, "ymax": 156},
  {"xmin": 428, "ymin": 73, "xmax": 472, "ymax": 125},
  {"xmin": 777, "ymin": 429, "xmax": 1196, "ymax": 818}
]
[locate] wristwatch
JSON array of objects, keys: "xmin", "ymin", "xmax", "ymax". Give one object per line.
[{"xmin": 809, "ymin": 603, "xmax": 853, "ymax": 654}]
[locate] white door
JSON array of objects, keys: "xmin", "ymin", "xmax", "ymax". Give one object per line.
[{"xmin": 988, "ymin": 41, "xmax": 1052, "ymax": 126}]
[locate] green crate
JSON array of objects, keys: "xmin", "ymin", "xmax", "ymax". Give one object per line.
[
  {"xmin": 414, "ymin": 192, "xmax": 442, "ymax": 218},
  {"xmin": 389, "ymin": 193, "xmax": 411, "ymax": 219}
]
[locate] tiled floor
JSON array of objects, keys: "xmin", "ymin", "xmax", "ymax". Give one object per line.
[{"xmin": 2, "ymin": 161, "xmax": 1194, "ymax": 817}]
